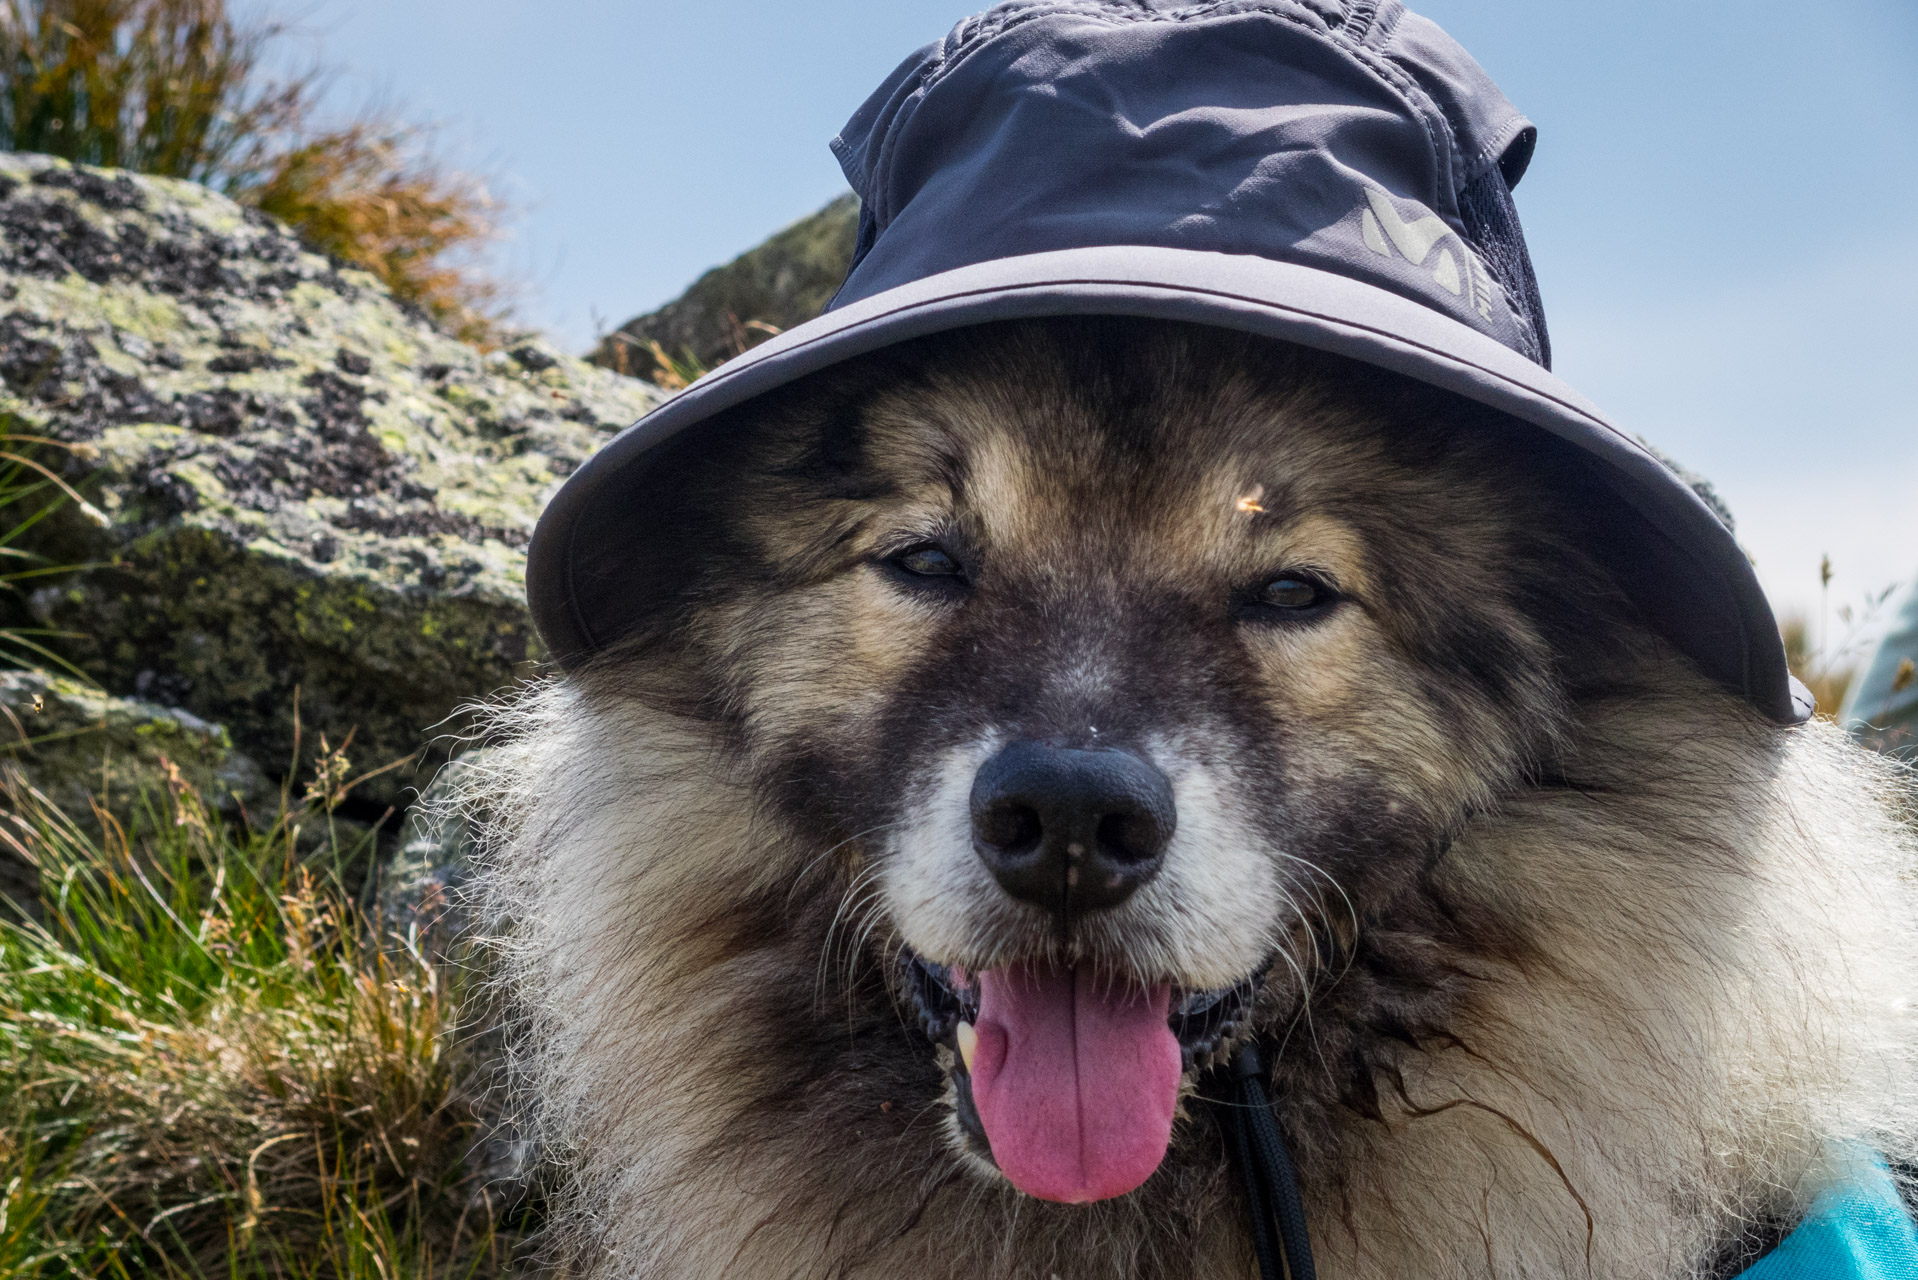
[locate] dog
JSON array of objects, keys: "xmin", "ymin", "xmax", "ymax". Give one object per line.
[{"xmin": 460, "ymin": 316, "xmax": 1918, "ymax": 1279}]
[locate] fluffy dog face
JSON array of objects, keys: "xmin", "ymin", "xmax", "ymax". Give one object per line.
[
  {"xmin": 621, "ymin": 317, "xmax": 1631, "ymax": 1204},
  {"xmin": 483, "ymin": 315, "xmax": 1918, "ymax": 1278}
]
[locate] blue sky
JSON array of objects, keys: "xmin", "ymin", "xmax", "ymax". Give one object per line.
[{"xmin": 303, "ymin": 0, "xmax": 1918, "ymax": 630}]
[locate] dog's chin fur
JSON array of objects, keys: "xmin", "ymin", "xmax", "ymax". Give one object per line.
[{"xmin": 455, "ymin": 320, "xmax": 1918, "ymax": 1280}]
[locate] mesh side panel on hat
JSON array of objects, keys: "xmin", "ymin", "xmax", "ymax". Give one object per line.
[{"xmin": 1458, "ymin": 165, "xmax": 1551, "ymax": 368}]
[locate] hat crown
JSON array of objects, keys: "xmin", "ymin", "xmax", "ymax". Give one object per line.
[
  {"xmin": 831, "ymin": 0, "xmax": 1551, "ymax": 365},
  {"xmin": 523, "ymin": 0, "xmax": 1799, "ymax": 726}
]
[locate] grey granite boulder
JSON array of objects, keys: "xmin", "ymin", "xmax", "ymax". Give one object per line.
[
  {"xmin": 0, "ymin": 154, "xmax": 661, "ymax": 802},
  {"xmin": 591, "ymin": 192, "xmax": 857, "ymax": 381}
]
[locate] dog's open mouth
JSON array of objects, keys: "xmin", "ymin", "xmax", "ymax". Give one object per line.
[{"xmin": 905, "ymin": 952, "xmax": 1260, "ymax": 1203}]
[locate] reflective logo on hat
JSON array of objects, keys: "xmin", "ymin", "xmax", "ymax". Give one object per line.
[{"xmin": 1359, "ymin": 187, "xmax": 1494, "ymax": 321}]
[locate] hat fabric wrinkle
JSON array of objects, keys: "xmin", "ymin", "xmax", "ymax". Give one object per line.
[
  {"xmin": 829, "ymin": 0, "xmax": 1544, "ymax": 364},
  {"xmin": 529, "ymin": 0, "xmax": 1803, "ymax": 726}
]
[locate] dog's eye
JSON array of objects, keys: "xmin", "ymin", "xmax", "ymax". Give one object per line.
[
  {"xmin": 887, "ymin": 544, "xmax": 965, "ymax": 580},
  {"xmin": 1241, "ymin": 572, "xmax": 1337, "ymax": 620},
  {"xmin": 1260, "ymin": 577, "xmax": 1321, "ymax": 608}
]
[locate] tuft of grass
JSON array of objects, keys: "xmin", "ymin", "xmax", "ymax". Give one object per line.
[
  {"xmin": 0, "ymin": 0, "xmax": 511, "ymax": 344},
  {"xmin": 1783, "ymin": 613, "xmax": 1856, "ymax": 719},
  {"xmin": 1781, "ymin": 554, "xmax": 1903, "ymax": 720},
  {"xmin": 0, "ymin": 414, "xmax": 100, "ymax": 680},
  {"xmin": 0, "ymin": 1106, "xmax": 94, "ymax": 1279},
  {"xmin": 626, "ymin": 337, "xmax": 709, "ymax": 391},
  {"xmin": 0, "ymin": 749, "xmax": 521, "ymax": 1278},
  {"xmin": 595, "ymin": 316, "xmax": 777, "ymax": 388}
]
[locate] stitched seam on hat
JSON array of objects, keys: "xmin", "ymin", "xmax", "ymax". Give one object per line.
[
  {"xmin": 1356, "ymin": 3, "xmax": 1472, "ymax": 204},
  {"xmin": 911, "ymin": 1, "xmax": 1345, "ymax": 102},
  {"xmin": 1340, "ymin": 0, "xmax": 1382, "ymax": 41},
  {"xmin": 1465, "ymin": 114, "xmax": 1531, "ymax": 184},
  {"xmin": 860, "ymin": 5, "xmax": 1056, "ymax": 225},
  {"xmin": 868, "ymin": 1, "xmax": 1344, "ymax": 230},
  {"xmin": 877, "ymin": 0, "xmax": 1455, "ymax": 230},
  {"xmin": 860, "ymin": 55, "xmax": 946, "ymax": 228},
  {"xmin": 1359, "ymin": 0, "xmax": 1401, "ymax": 49},
  {"xmin": 1341, "ymin": 44, "xmax": 1457, "ymax": 209},
  {"xmin": 858, "ymin": 5, "xmax": 1079, "ymax": 224}
]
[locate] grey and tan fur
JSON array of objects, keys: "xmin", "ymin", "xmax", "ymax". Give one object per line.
[{"xmin": 457, "ymin": 318, "xmax": 1918, "ymax": 1279}]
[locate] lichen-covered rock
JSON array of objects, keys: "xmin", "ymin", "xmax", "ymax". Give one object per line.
[
  {"xmin": 0, "ymin": 669, "xmax": 269, "ymax": 908},
  {"xmin": 591, "ymin": 192, "xmax": 857, "ymax": 381},
  {"xmin": 0, "ymin": 154, "xmax": 661, "ymax": 799},
  {"xmin": 0, "ymin": 669, "xmax": 268, "ymax": 813}
]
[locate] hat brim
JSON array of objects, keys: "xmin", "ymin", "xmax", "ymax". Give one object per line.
[{"xmin": 532, "ymin": 245, "xmax": 1808, "ymax": 724}]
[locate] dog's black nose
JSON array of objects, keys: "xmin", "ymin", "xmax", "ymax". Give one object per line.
[{"xmin": 970, "ymin": 742, "xmax": 1175, "ymax": 918}]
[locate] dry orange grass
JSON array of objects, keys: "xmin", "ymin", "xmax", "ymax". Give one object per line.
[{"xmin": 248, "ymin": 126, "xmax": 508, "ymax": 345}]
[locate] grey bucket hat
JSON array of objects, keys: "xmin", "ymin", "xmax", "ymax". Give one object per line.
[{"xmin": 534, "ymin": 0, "xmax": 1809, "ymax": 724}]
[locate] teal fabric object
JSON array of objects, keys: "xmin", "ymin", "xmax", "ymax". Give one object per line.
[
  {"xmin": 1740, "ymin": 1158, "xmax": 1918, "ymax": 1279},
  {"xmin": 1840, "ymin": 576, "xmax": 1918, "ymax": 758}
]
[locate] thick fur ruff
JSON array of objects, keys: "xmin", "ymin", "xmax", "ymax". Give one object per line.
[{"xmin": 456, "ymin": 320, "xmax": 1918, "ymax": 1279}]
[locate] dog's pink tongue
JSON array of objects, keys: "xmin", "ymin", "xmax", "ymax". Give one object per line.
[{"xmin": 970, "ymin": 964, "xmax": 1180, "ymax": 1203}]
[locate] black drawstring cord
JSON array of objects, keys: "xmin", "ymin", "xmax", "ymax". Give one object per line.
[{"xmin": 1209, "ymin": 1042, "xmax": 1317, "ymax": 1280}]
